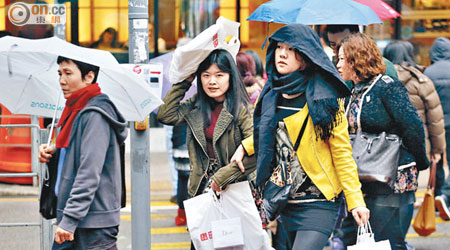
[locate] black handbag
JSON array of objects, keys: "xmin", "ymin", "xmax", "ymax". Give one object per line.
[
  {"xmin": 263, "ymin": 113, "xmax": 309, "ymax": 221},
  {"xmin": 39, "ymin": 149, "xmax": 59, "ymax": 220}
]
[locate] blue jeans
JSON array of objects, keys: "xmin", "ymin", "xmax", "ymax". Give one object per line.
[
  {"xmin": 51, "ymin": 226, "xmax": 118, "ymax": 250},
  {"xmin": 177, "ymin": 170, "xmax": 190, "ymax": 209},
  {"xmin": 436, "ymin": 127, "xmax": 450, "ymax": 198},
  {"xmin": 341, "ymin": 195, "xmax": 414, "ymax": 250},
  {"xmin": 164, "ymin": 125, "xmax": 178, "ymax": 196}
]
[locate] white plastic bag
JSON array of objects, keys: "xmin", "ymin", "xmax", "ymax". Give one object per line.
[
  {"xmin": 184, "ymin": 181, "xmax": 272, "ymax": 250},
  {"xmin": 348, "ymin": 222, "xmax": 392, "ymax": 250},
  {"xmin": 169, "ymin": 16, "xmax": 240, "ymax": 84}
]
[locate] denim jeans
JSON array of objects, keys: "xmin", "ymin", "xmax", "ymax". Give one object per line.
[
  {"xmin": 341, "ymin": 195, "xmax": 414, "ymax": 250},
  {"xmin": 436, "ymin": 127, "xmax": 450, "ymax": 198},
  {"xmin": 51, "ymin": 226, "xmax": 118, "ymax": 250},
  {"xmin": 177, "ymin": 170, "xmax": 190, "ymax": 209},
  {"xmin": 164, "ymin": 125, "xmax": 178, "ymax": 196}
]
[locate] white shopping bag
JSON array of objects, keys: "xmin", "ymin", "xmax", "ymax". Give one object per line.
[
  {"xmin": 211, "ymin": 217, "xmax": 244, "ymax": 249},
  {"xmin": 169, "ymin": 16, "xmax": 240, "ymax": 84},
  {"xmin": 348, "ymin": 222, "xmax": 392, "ymax": 250},
  {"xmin": 184, "ymin": 181, "xmax": 272, "ymax": 250},
  {"xmin": 184, "ymin": 190, "xmax": 219, "ymax": 250}
]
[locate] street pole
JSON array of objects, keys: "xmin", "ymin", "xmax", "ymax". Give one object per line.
[
  {"xmin": 128, "ymin": 1, "xmax": 150, "ymax": 250},
  {"xmin": 393, "ymin": 0, "xmax": 402, "ymax": 40},
  {"xmin": 70, "ymin": 0, "xmax": 79, "ymax": 45}
]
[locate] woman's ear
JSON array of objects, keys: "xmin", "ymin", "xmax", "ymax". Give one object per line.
[{"xmin": 84, "ymin": 71, "xmax": 96, "ymax": 84}]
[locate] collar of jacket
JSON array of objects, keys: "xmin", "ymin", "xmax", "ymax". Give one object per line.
[
  {"xmin": 184, "ymin": 98, "xmax": 234, "ymax": 161},
  {"xmin": 399, "ymin": 63, "xmax": 428, "ymax": 83}
]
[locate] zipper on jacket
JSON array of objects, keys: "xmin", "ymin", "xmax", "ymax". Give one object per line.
[
  {"xmin": 185, "ymin": 119, "xmax": 211, "ymax": 196},
  {"xmin": 220, "ymin": 170, "xmax": 242, "ymax": 187},
  {"xmin": 310, "ymin": 126, "xmax": 337, "ymax": 197}
]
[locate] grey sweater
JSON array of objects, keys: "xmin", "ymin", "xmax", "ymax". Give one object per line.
[{"xmin": 56, "ymin": 94, "xmax": 127, "ymax": 233}]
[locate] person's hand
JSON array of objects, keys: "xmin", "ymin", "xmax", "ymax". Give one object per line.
[
  {"xmin": 351, "ymin": 206, "xmax": 370, "ymax": 227},
  {"xmin": 431, "ymin": 153, "xmax": 441, "ymax": 164},
  {"xmin": 185, "ymin": 74, "xmax": 196, "ymax": 83},
  {"xmin": 231, "ymin": 144, "xmax": 245, "ymax": 173},
  {"xmin": 38, "ymin": 144, "xmax": 55, "ymax": 163},
  {"xmin": 54, "ymin": 227, "xmax": 74, "ymax": 244},
  {"xmin": 211, "ymin": 181, "xmax": 221, "ymax": 192}
]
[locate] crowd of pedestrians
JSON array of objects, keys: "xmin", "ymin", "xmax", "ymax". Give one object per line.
[{"xmin": 27, "ymin": 18, "xmax": 450, "ymax": 250}]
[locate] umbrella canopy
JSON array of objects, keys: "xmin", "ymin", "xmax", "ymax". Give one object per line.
[
  {"xmin": 247, "ymin": 0, "xmax": 382, "ymax": 25},
  {"xmin": 0, "ymin": 36, "xmax": 162, "ymax": 121},
  {"xmin": 354, "ymin": 0, "xmax": 400, "ymax": 20}
]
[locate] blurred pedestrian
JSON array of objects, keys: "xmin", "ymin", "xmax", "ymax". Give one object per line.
[
  {"xmin": 38, "ymin": 56, "xmax": 127, "ymax": 249},
  {"xmin": 424, "ymin": 37, "xmax": 450, "ymax": 220},
  {"xmin": 236, "ymin": 51, "xmax": 263, "ymax": 103},
  {"xmin": 232, "ymin": 24, "xmax": 369, "ymax": 250},
  {"xmin": 171, "ymin": 124, "xmax": 190, "ymax": 226},
  {"xmin": 157, "ymin": 49, "xmax": 256, "ymax": 249},
  {"xmin": 90, "ymin": 27, "xmax": 123, "ymax": 51},
  {"xmin": 244, "ymin": 49, "xmax": 267, "ymax": 83},
  {"xmin": 337, "ymin": 33, "xmax": 429, "ymax": 250},
  {"xmin": 384, "ymin": 40, "xmax": 445, "ymax": 197}
]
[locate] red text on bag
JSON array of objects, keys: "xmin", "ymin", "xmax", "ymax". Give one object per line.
[{"xmin": 213, "ymin": 33, "xmax": 218, "ymax": 48}]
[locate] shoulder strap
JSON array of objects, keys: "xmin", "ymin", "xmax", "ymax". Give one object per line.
[
  {"xmin": 293, "ymin": 113, "xmax": 310, "ymax": 151},
  {"xmin": 356, "ymin": 74, "xmax": 382, "ymax": 132}
]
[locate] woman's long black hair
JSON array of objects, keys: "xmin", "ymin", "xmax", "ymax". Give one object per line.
[{"xmin": 195, "ymin": 49, "xmax": 251, "ymax": 126}]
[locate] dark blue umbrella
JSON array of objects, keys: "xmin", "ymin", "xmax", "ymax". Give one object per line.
[{"xmin": 247, "ymin": 0, "xmax": 382, "ymax": 25}]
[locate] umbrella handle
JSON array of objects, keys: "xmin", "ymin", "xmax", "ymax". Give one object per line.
[{"xmin": 46, "ymin": 93, "xmax": 61, "ymax": 147}]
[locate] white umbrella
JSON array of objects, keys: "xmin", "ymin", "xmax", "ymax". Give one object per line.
[{"xmin": 0, "ymin": 36, "xmax": 163, "ymax": 122}]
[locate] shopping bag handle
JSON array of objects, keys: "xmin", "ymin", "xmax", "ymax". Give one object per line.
[
  {"xmin": 209, "ymin": 189, "xmax": 227, "ymax": 220},
  {"xmin": 428, "ymin": 161, "xmax": 437, "ymax": 190}
]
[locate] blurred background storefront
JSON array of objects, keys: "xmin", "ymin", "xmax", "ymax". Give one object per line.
[{"xmin": 0, "ymin": 0, "xmax": 449, "ymax": 64}]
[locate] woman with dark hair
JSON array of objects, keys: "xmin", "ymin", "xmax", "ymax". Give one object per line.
[
  {"xmin": 384, "ymin": 41, "xmax": 445, "ymax": 197},
  {"xmin": 232, "ymin": 24, "xmax": 369, "ymax": 250},
  {"xmin": 90, "ymin": 27, "xmax": 122, "ymax": 50},
  {"xmin": 157, "ymin": 48, "xmax": 255, "ymax": 200},
  {"xmin": 337, "ymin": 33, "xmax": 429, "ymax": 250},
  {"xmin": 236, "ymin": 51, "xmax": 263, "ymax": 103}
]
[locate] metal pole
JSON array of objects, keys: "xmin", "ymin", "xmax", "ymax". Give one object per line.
[
  {"xmin": 70, "ymin": 0, "xmax": 79, "ymax": 45},
  {"xmin": 39, "ymin": 129, "xmax": 53, "ymax": 250},
  {"xmin": 154, "ymin": 0, "xmax": 159, "ymax": 57},
  {"xmin": 31, "ymin": 116, "xmax": 39, "ymax": 186},
  {"xmin": 128, "ymin": 1, "xmax": 150, "ymax": 250},
  {"xmin": 393, "ymin": 0, "xmax": 402, "ymax": 40}
]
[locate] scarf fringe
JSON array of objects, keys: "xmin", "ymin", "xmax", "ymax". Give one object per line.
[{"xmin": 311, "ymin": 98, "xmax": 343, "ymax": 141}]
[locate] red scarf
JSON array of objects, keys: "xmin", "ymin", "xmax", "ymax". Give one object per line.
[{"xmin": 55, "ymin": 83, "xmax": 102, "ymax": 148}]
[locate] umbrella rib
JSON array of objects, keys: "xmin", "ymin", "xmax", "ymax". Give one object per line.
[{"xmin": 100, "ymin": 71, "xmax": 143, "ymax": 120}]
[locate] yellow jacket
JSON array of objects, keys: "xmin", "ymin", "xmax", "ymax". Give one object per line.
[{"xmin": 242, "ymin": 104, "xmax": 366, "ymax": 211}]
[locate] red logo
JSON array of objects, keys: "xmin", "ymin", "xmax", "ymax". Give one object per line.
[
  {"xmin": 133, "ymin": 65, "xmax": 142, "ymax": 74},
  {"xmin": 208, "ymin": 231, "xmax": 213, "ymax": 239},
  {"xmin": 213, "ymin": 33, "xmax": 218, "ymax": 48},
  {"xmin": 200, "ymin": 233, "xmax": 208, "ymax": 241}
]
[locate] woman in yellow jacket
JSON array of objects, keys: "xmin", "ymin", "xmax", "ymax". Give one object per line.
[{"xmin": 232, "ymin": 24, "xmax": 369, "ymax": 250}]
